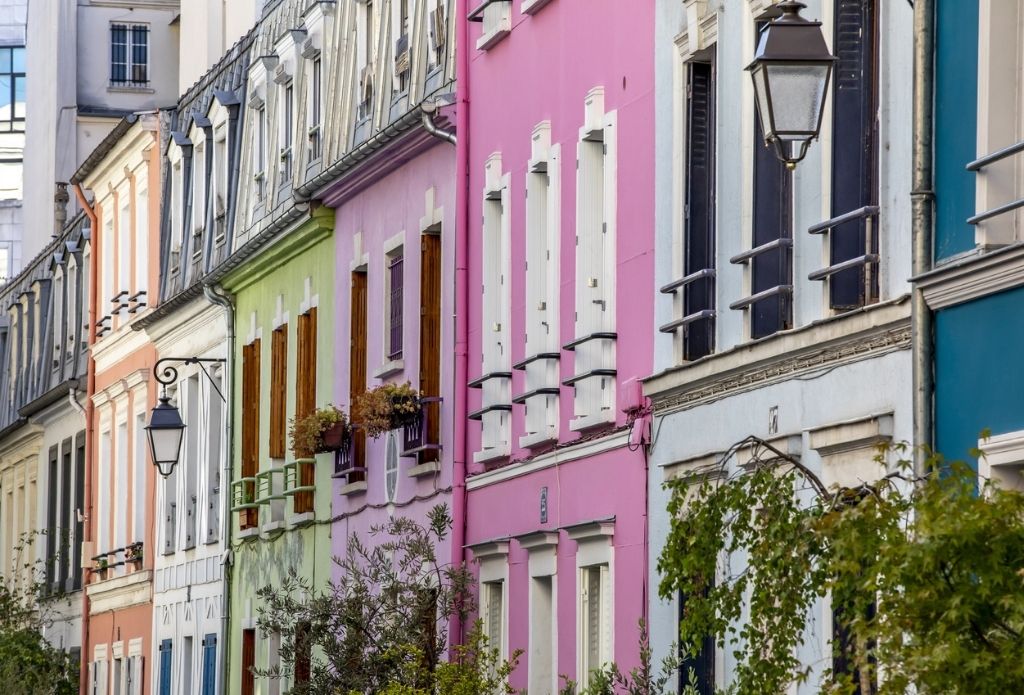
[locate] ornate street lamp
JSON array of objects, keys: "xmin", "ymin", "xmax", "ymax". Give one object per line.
[
  {"xmin": 145, "ymin": 357, "xmax": 226, "ymax": 478},
  {"xmin": 746, "ymin": 1, "xmax": 836, "ymax": 169}
]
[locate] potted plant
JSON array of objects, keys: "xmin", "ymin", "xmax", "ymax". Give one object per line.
[
  {"xmin": 125, "ymin": 543, "xmax": 143, "ymax": 564},
  {"xmin": 289, "ymin": 405, "xmax": 349, "ymax": 457},
  {"xmin": 352, "ymin": 382, "xmax": 421, "ymax": 439},
  {"xmin": 93, "ymin": 556, "xmax": 109, "ymax": 575}
]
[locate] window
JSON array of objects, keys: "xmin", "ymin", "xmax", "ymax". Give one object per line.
[
  {"xmin": 52, "ymin": 269, "xmax": 64, "ymax": 369},
  {"xmin": 255, "ymin": 106, "xmax": 267, "ymax": 200},
  {"xmin": 667, "ymin": 59, "xmax": 716, "ymax": 361},
  {"xmin": 394, "ymin": 0, "xmax": 411, "ymax": 92},
  {"xmin": 193, "ymin": 143, "xmax": 206, "ymax": 235},
  {"xmin": 73, "ymin": 435, "xmax": 85, "ymax": 589},
  {"xmin": 183, "ymin": 375, "xmax": 200, "ymax": 549},
  {"xmin": 309, "ymin": 57, "xmax": 322, "ymax": 160},
  {"xmin": 348, "ymin": 271, "xmax": 368, "ymax": 482},
  {"xmin": 102, "ymin": 217, "xmax": 114, "ymax": 321},
  {"xmin": 385, "ymin": 433, "xmax": 398, "ymax": 502},
  {"xmin": 359, "ymin": 1, "xmax": 375, "ymax": 119},
  {"xmin": 270, "ymin": 324, "xmax": 288, "ymax": 459},
  {"xmin": 732, "ymin": 22, "xmax": 793, "ymax": 340},
  {"xmin": 158, "ymin": 639, "xmax": 172, "ymax": 695},
  {"xmin": 529, "ymin": 575, "xmax": 555, "ymax": 693},
  {"xmin": 110, "ymin": 24, "xmax": 149, "ymax": 86},
  {"xmin": 482, "ymin": 580, "xmax": 504, "ymax": 656},
  {"xmin": 570, "ymin": 90, "xmax": 617, "ymax": 428},
  {"xmin": 181, "ymin": 636, "xmax": 194, "ymax": 694},
  {"xmin": 520, "ymin": 124, "xmax": 560, "ymax": 446},
  {"xmin": 133, "ymin": 412, "xmax": 146, "ymax": 545},
  {"xmin": 386, "ymin": 250, "xmax": 404, "ymax": 361},
  {"xmin": 472, "ymin": 154, "xmax": 512, "ymax": 462},
  {"xmin": 294, "ymin": 309, "xmax": 317, "ymax": 513},
  {"xmin": 280, "ymin": 83, "xmax": 294, "ymax": 180},
  {"xmin": 679, "ymin": 586, "xmax": 715, "ymax": 694},
  {"xmin": 821, "ymin": 0, "xmax": 879, "ymax": 311},
  {"xmin": 98, "ymin": 429, "xmax": 111, "ymax": 555},
  {"xmin": 170, "ymin": 158, "xmax": 184, "ymax": 268},
  {"xmin": 206, "ymin": 370, "xmax": 223, "ymax": 543},
  {"xmin": 134, "ymin": 183, "xmax": 148, "ymax": 303},
  {"xmin": 240, "ymin": 340, "xmax": 261, "ymax": 530},
  {"xmin": 115, "ymin": 421, "xmax": 128, "ymax": 565},
  {"xmin": 0, "ymin": 244, "xmax": 10, "ymax": 281},
  {"xmin": 126, "ymin": 654, "xmax": 143, "ymax": 695},
  {"xmin": 419, "ymin": 232, "xmax": 442, "ymax": 463},
  {"xmin": 161, "ymin": 394, "xmax": 178, "ymax": 554},
  {"xmin": 428, "ymin": 1, "xmax": 446, "ymax": 68},
  {"xmin": 213, "ymin": 125, "xmax": 228, "ymax": 237},
  {"xmin": 201, "ymin": 634, "xmax": 217, "ymax": 695},
  {"xmin": 579, "ymin": 565, "xmax": 611, "ymax": 685},
  {"xmin": 0, "ymin": 46, "xmax": 25, "ymax": 133},
  {"xmin": 45, "ymin": 445, "xmax": 58, "ymax": 590},
  {"xmin": 119, "ymin": 199, "xmax": 131, "ymax": 296}
]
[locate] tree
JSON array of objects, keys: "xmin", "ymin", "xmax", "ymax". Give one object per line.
[
  {"xmin": 657, "ymin": 437, "xmax": 1024, "ymax": 695},
  {"xmin": 0, "ymin": 533, "xmax": 78, "ymax": 695},
  {"xmin": 255, "ymin": 504, "xmax": 520, "ymax": 694}
]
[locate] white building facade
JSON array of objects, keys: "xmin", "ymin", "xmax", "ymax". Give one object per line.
[{"xmin": 646, "ymin": 0, "xmax": 914, "ymax": 692}]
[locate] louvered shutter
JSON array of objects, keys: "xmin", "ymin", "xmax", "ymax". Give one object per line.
[
  {"xmin": 486, "ymin": 582, "xmax": 503, "ymax": 651},
  {"xmin": 45, "ymin": 445, "xmax": 58, "ymax": 591},
  {"xmin": 586, "ymin": 568, "xmax": 602, "ymax": 669},
  {"xmin": 59, "ymin": 445, "xmax": 72, "ymax": 589},
  {"xmin": 750, "ymin": 24, "xmax": 793, "ymax": 339},
  {"xmin": 419, "ymin": 234, "xmax": 442, "ymax": 463},
  {"xmin": 349, "ymin": 272, "xmax": 368, "ymax": 482},
  {"xmin": 206, "ymin": 382, "xmax": 222, "ymax": 543},
  {"xmin": 684, "ymin": 60, "xmax": 717, "ymax": 360},
  {"xmin": 269, "ymin": 325, "xmax": 288, "ymax": 459},
  {"xmin": 158, "ymin": 639, "xmax": 172, "ymax": 695},
  {"xmin": 830, "ymin": 0, "xmax": 877, "ymax": 310},
  {"xmin": 73, "ymin": 436, "xmax": 85, "ymax": 589},
  {"xmin": 201, "ymin": 634, "xmax": 217, "ymax": 695},
  {"xmin": 241, "ymin": 629, "xmax": 256, "ymax": 695}
]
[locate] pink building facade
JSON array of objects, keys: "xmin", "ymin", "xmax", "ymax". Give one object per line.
[{"xmin": 462, "ymin": 0, "xmax": 655, "ymax": 690}]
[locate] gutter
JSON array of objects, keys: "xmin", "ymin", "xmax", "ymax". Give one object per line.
[
  {"xmin": 73, "ymin": 181, "xmax": 99, "ymax": 695},
  {"xmin": 449, "ymin": 0, "xmax": 470, "ymax": 652},
  {"xmin": 203, "ymin": 205, "xmax": 308, "ymax": 286},
  {"xmin": 203, "ymin": 283, "xmax": 236, "ymax": 695},
  {"xmin": 911, "ymin": 0, "xmax": 935, "ymax": 473}
]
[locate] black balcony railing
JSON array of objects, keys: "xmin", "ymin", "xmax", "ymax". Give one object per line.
[
  {"xmin": 401, "ymin": 397, "xmax": 442, "ymax": 458},
  {"xmin": 333, "ymin": 425, "xmax": 366, "ymax": 483}
]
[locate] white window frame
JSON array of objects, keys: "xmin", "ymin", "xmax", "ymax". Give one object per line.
[
  {"xmin": 566, "ymin": 520, "xmax": 614, "ymax": 686},
  {"xmin": 192, "ymin": 133, "xmax": 207, "ymax": 239},
  {"xmin": 118, "ymin": 190, "xmax": 131, "ymax": 299},
  {"xmin": 211, "ymin": 112, "xmax": 229, "ymax": 241},
  {"xmin": 570, "ymin": 88, "xmax": 618, "ymax": 432},
  {"xmin": 114, "ymin": 414, "xmax": 129, "ymax": 572},
  {"xmin": 518, "ymin": 531, "xmax": 559, "ymax": 695},
  {"xmin": 132, "ymin": 405, "xmax": 147, "ymax": 545},
  {"xmin": 470, "ymin": 540, "xmax": 510, "ymax": 660},
  {"xmin": 521, "ymin": 122, "xmax": 561, "ymax": 448},
  {"xmin": 383, "ymin": 234, "xmax": 405, "ymax": 366},
  {"xmin": 51, "ymin": 267, "xmax": 64, "ymax": 369},
  {"xmin": 109, "ymin": 22, "xmax": 149, "ymax": 87},
  {"xmin": 474, "ymin": 153, "xmax": 512, "ymax": 464},
  {"xmin": 168, "ymin": 146, "xmax": 185, "ymax": 270},
  {"xmin": 134, "ymin": 173, "xmax": 148, "ymax": 302},
  {"xmin": 102, "ymin": 213, "xmax": 115, "ymax": 321},
  {"xmin": 473, "ymin": 0, "xmax": 511, "ymax": 51}
]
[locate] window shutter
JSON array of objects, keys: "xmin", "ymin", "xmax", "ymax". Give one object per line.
[
  {"xmin": 269, "ymin": 325, "xmax": 288, "ymax": 459},
  {"xmin": 201, "ymin": 634, "xmax": 217, "ymax": 695},
  {"xmin": 830, "ymin": 0, "xmax": 877, "ymax": 310},
  {"xmin": 59, "ymin": 446, "xmax": 72, "ymax": 589},
  {"xmin": 158, "ymin": 640, "xmax": 172, "ymax": 695},
  {"xmin": 750, "ymin": 26, "xmax": 793, "ymax": 340},
  {"xmin": 240, "ymin": 341, "xmax": 260, "ymax": 529},
  {"xmin": 206, "ymin": 379, "xmax": 222, "ymax": 543},
  {"xmin": 294, "ymin": 621, "xmax": 312, "ymax": 685},
  {"xmin": 295, "ymin": 311, "xmax": 316, "ymax": 513},
  {"xmin": 419, "ymin": 234, "xmax": 441, "ymax": 463},
  {"xmin": 73, "ymin": 435, "xmax": 85, "ymax": 589},
  {"xmin": 349, "ymin": 272, "xmax": 368, "ymax": 482},
  {"xmin": 241, "ymin": 629, "xmax": 256, "ymax": 695},
  {"xmin": 684, "ymin": 60, "xmax": 717, "ymax": 360},
  {"xmin": 45, "ymin": 445, "xmax": 58, "ymax": 591}
]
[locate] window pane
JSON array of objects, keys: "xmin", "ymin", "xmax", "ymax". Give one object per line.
[
  {"xmin": 0, "ymin": 48, "xmax": 11, "ymax": 73},
  {"xmin": 0, "ymin": 76, "xmax": 11, "ymax": 109},
  {"xmin": 12, "ymin": 47, "xmax": 24, "ymax": 73}
]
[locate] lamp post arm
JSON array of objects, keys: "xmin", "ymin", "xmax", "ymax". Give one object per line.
[{"xmin": 154, "ymin": 357, "xmax": 228, "ymax": 402}]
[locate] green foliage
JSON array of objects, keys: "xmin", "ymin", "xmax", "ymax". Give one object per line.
[
  {"xmin": 658, "ymin": 438, "xmax": 1024, "ymax": 695},
  {"xmin": 559, "ymin": 620, "xmax": 680, "ymax": 695},
  {"xmin": 352, "ymin": 382, "xmax": 421, "ymax": 438},
  {"xmin": 256, "ymin": 505, "xmax": 518, "ymax": 694},
  {"xmin": 288, "ymin": 404, "xmax": 347, "ymax": 457},
  {"xmin": 0, "ymin": 533, "xmax": 79, "ymax": 695}
]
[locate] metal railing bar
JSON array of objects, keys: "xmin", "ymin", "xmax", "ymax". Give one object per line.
[
  {"xmin": 659, "ymin": 267, "xmax": 716, "ymax": 294},
  {"xmin": 512, "ymin": 352, "xmax": 560, "ymax": 371},
  {"xmin": 467, "ymin": 403, "xmax": 513, "ymax": 421},
  {"xmin": 511, "ymin": 387, "xmax": 561, "ymax": 405},
  {"xmin": 562, "ymin": 332, "xmax": 617, "ymax": 352},
  {"xmin": 561, "ymin": 368, "xmax": 617, "ymax": 387},
  {"xmin": 808, "ymin": 254, "xmax": 880, "ymax": 282},
  {"xmin": 658, "ymin": 309, "xmax": 716, "ymax": 334},
  {"xmin": 729, "ymin": 237, "xmax": 792, "ymax": 265},
  {"xmin": 467, "ymin": 371, "xmax": 512, "ymax": 389},
  {"xmin": 807, "ymin": 205, "xmax": 880, "ymax": 235},
  {"xmin": 967, "ymin": 197, "xmax": 1024, "ymax": 226},
  {"xmin": 966, "ymin": 140, "xmax": 1024, "ymax": 172},
  {"xmin": 467, "ymin": 0, "xmax": 510, "ymax": 22},
  {"xmin": 728, "ymin": 284, "xmax": 793, "ymax": 311}
]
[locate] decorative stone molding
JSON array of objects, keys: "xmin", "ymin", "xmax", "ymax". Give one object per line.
[
  {"xmin": 676, "ymin": 0, "xmax": 719, "ymax": 57},
  {"xmin": 808, "ymin": 414, "xmax": 893, "ymax": 489},
  {"xmin": 737, "ymin": 434, "xmax": 802, "ymax": 470},
  {"xmin": 562, "ymin": 517, "xmax": 614, "ymax": 568},
  {"xmin": 515, "ymin": 531, "xmax": 559, "ymax": 577},
  {"xmin": 978, "ymin": 429, "xmax": 1024, "ymax": 491},
  {"xmin": 646, "ymin": 298, "xmax": 912, "ymax": 414},
  {"xmin": 661, "ymin": 450, "xmax": 723, "ymax": 482},
  {"xmin": 915, "ymin": 242, "xmax": 1024, "ymax": 310},
  {"xmin": 467, "ymin": 538, "xmax": 510, "ymax": 583},
  {"xmin": 87, "ymin": 570, "xmax": 153, "ymax": 615}
]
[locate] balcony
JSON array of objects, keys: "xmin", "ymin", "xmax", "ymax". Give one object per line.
[
  {"xmin": 401, "ymin": 396, "xmax": 442, "ymax": 457},
  {"xmin": 230, "ymin": 477, "xmax": 258, "ymax": 512},
  {"xmin": 255, "ymin": 468, "xmax": 286, "ymax": 505},
  {"xmin": 333, "ymin": 425, "xmax": 366, "ymax": 489}
]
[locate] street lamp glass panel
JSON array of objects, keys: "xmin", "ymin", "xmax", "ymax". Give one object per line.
[
  {"xmin": 146, "ymin": 398, "xmax": 186, "ymax": 477},
  {"xmin": 764, "ymin": 64, "xmax": 830, "ymax": 138},
  {"xmin": 751, "ymin": 64, "xmax": 773, "ymax": 136}
]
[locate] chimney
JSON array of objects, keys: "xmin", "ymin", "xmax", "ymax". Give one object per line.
[{"xmin": 54, "ymin": 182, "xmax": 69, "ymax": 238}]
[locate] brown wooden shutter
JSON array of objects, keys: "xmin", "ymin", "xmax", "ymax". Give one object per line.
[
  {"xmin": 240, "ymin": 629, "xmax": 255, "ymax": 695},
  {"xmin": 294, "ymin": 621, "xmax": 311, "ymax": 686},
  {"xmin": 419, "ymin": 234, "xmax": 441, "ymax": 463},
  {"xmin": 349, "ymin": 272, "xmax": 367, "ymax": 482},
  {"xmin": 269, "ymin": 325, "xmax": 288, "ymax": 459},
  {"xmin": 240, "ymin": 340, "xmax": 260, "ymax": 529},
  {"xmin": 294, "ymin": 310, "xmax": 317, "ymax": 512}
]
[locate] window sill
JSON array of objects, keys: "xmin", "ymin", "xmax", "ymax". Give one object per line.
[
  {"xmin": 339, "ymin": 480, "xmax": 367, "ymax": 496},
  {"xmin": 237, "ymin": 527, "xmax": 259, "ymax": 540},
  {"xmin": 408, "ymin": 461, "xmax": 440, "ymax": 478},
  {"xmin": 260, "ymin": 520, "xmax": 286, "ymax": 535},
  {"xmin": 108, "ymin": 85, "xmax": 155, "ymax": 95},
  {"xmin": 521, "ymin": 0, "xmax": 554, "ymax": 15},
  {"xmin": 569, "ymin": 410, "xmax": 614, "ymax": 433},
  {"xmin": 473, "ymin": 445, "xmax": 510, "ymax": 465},
  {"xmin": 373, "ymin": 359, "xmax": 405, "ymax": 379},
  {"xmin": 476, "ymin": 25, "xmax": 510, "ymax": 51},
  {"xmin": 519, "ymin": 430, "xmax": 557, "ymax": 450},
  {"xmin": 290, "ymin": 512, "xmax": 315, "ymax": 527}
]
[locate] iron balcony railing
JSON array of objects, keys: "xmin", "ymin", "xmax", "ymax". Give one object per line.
[
  {"xmin": 402, "ymin": 396, "xmax": 443, "ymax": 457},
  {"xmin": 967, "ymin": 140, "xmax": 1024, "ymax": 226},
  {"xmin": 806, "ymin": 205, "xmax": 880, "ymax": 307},
  {"xmin": 658, "ymin": 268, "xmax": 716, "ymax": 334}
]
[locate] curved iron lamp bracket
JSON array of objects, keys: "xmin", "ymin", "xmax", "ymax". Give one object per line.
[{"xmin": 154, "ymin": 357, "xmax": 228, "ymax": 402}]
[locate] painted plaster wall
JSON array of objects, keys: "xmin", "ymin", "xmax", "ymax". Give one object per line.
[
  {"xmin": 226, "ymin": 217, "xmax": 334, "ymax": 695},
  {"xmin": 177, "ymin": 0, "xmax": 258, "ymax": 94},
  {"xmin": 464, "ymin": 0, "xmax": 655, "ymax": 684},
  {"xmin": 934, "ymin": 286, "xmax": 1024, "ymax": 463},
  {"xmin": 331, "ymin": 142, "xmax": 456, "ymax": 569},
  {"xmin": 645, "ymin": 349, "xmax": 912, "ymax": 690}
]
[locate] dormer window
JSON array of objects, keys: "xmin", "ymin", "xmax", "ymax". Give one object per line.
[
  {"xmin": 168, "ymin": 148, "xmax": 185, "ymax": 270},
  {"xmin": 213, "ymin": 123, "xmax": 228, "ymax": 238},
  {"xmin": 308, "ymin": 56, "xmax": 322, "ymax": 161},
  {"xmin": 193, "ymin": 141, "xmax": 206, "ymax": 237},
  {"xmin": 279, "ymin": 81, "xmax": 294, "ymax": 180},
  {"xmin": 394, "ymin": 0, "xmax": 411, "ymax": 92}
]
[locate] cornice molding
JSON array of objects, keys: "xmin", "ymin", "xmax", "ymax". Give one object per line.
[
  {"xmin": 915, "ymin": 243, "xmax": 1024, "ymax": 310},
  {"xmin": 646, "ymin": 299, "xmax": 912, "ymax": 415},
  {"xmin": 86, "ymin": 570, "xmax": 153, "ymax": 615}
]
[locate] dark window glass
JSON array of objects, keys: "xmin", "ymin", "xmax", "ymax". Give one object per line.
[
  {"xmin": 388, "ymin": 253, "xmax": 404, "ymax": 360},
  {"xmin": 110, "ymin": 24, "xmax": 148, "ymax": 86}
]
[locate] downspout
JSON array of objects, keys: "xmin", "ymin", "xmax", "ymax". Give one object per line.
[
  {"xmin": 450, "ymin": 0, "xmax": 471, "ymax": 651},
  {"xmin": 421, "ymin": 100, "xmax": 457, "ymax": 146},
  {"xmin": 911, "ymin": 0, "xmax": 935, "ymax": 476},
  {"xmin": 203, "ymin": 282, "xmax": 236, "ymax": 695},
  {"xmin": 73, "ymin": 182, "xmax": 98, "ymax": 695}
]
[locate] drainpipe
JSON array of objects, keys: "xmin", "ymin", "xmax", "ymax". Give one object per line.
[
  {"xmin": 203, "ymin": 282, "xmax": 235, "ymax": 695},
  {"xmin": 911, "ymin": 0, "xmax": 935, "ymax": 476},
  {"xmin": 421, "ymin": 100, "xmax": 457, "ymax": 146},
  {"xmin": 73, "ymin": 181, "xmax": 98, "ymax": 695},
  {"xmin": 449, "ymin": 0, "xmax": 471, "ymax": 652}
]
